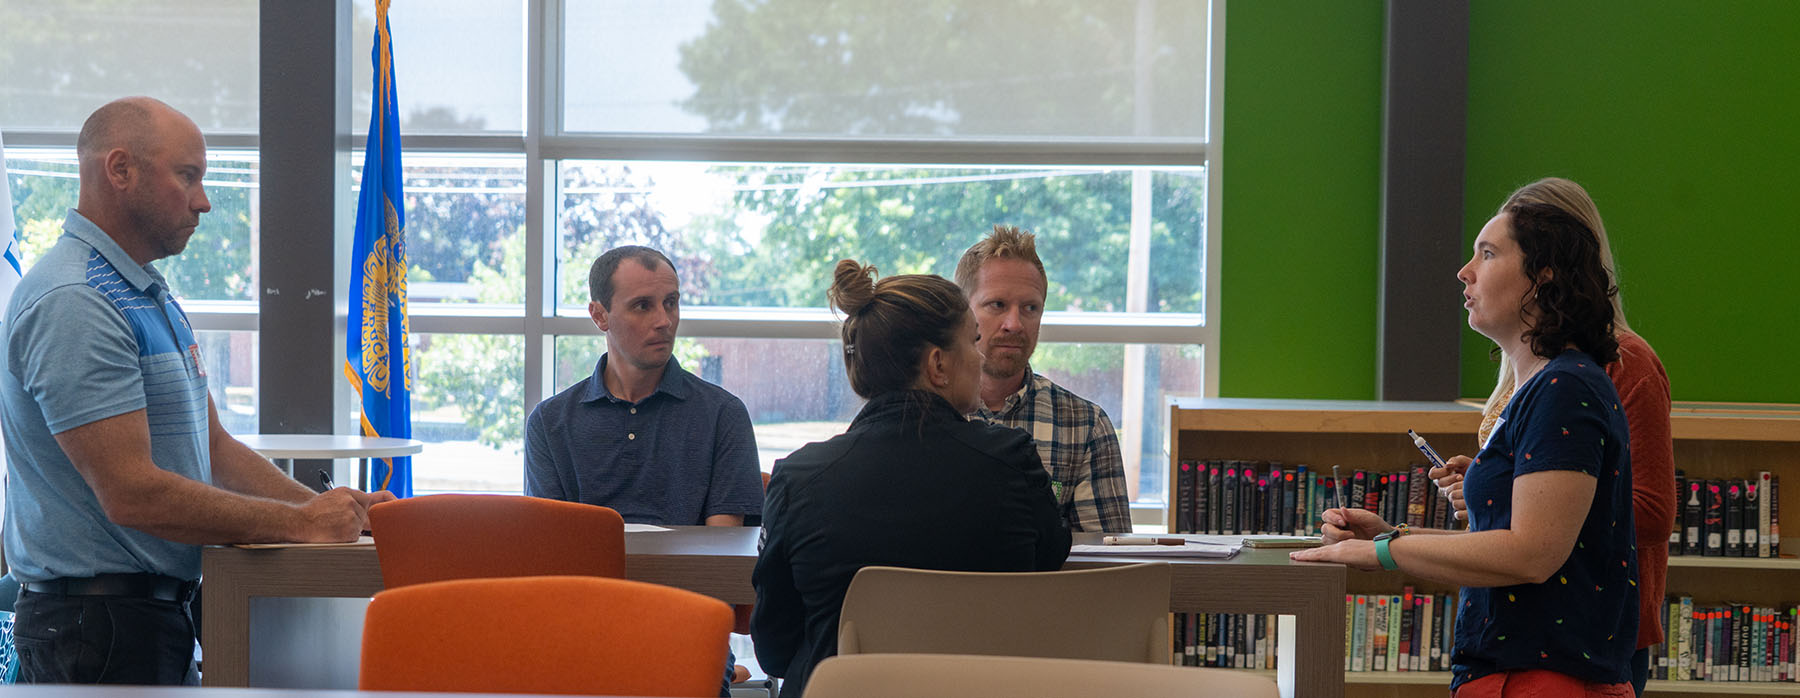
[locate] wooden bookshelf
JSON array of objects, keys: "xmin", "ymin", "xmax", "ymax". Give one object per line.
[{"xmin": 1166, "ymin": 398, "xmax": 1800, "ymax": 698}]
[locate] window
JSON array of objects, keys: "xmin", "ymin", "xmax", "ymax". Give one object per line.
[
  {"xmin": 3, "ymin": 1, "xmax": 261, "ymax": 425},
  {"xmin": 388, "ymin": 1, "xmax": 1221, "ymax": 518}
]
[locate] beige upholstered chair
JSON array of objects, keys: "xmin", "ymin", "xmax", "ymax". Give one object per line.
[
  {"xmin": 805, "ymin": 653, "xmax": 1280, "ymax": 698},
  {"xmin": 837, "ymin": 562, "xmax": 1172, "ymax": 663}
]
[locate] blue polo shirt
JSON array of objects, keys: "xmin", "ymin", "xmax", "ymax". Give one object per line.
[
  {"xmin": 523, "ymin": 355, "xmax": 764, "ymax": 525},
  {"xmin": 1451, "ymin": 349, "xmax": 1637, "ymax": 688},
  {"xmin": 2, "ymin": 210, "xmax": 212, "ymax": 583}
]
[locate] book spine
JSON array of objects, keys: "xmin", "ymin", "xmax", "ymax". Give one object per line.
[
  {"xmin": 1293, "ymin": 465, "xmax": 1308, "ymax": 535},
  {"xmin": 1665, "ymin": 598, "xmax": 1677, "ymax": 680},
  {"xmin": 1419, "ymin": 594, "xmax": 1435, "ymax": 672},
  {"xmin": 1441, "ymin": 593, "xmax": 1457, "ymax": 672},
  {"xmin": 1257, "ymin": 473, "xmax": 1272, "ymax": 535},
  {"xmin": 1372, "ymin": 596, "xmax": 1388, "ymax": 672},
  {"xmin": 1412, "ymin": 594, "xmax": 1426, "ymax": 671},
  {"xmin": 1239, "ymin": 466, "xmax": 1257, "ymax": 536},
  {"xmin": 1771, "ymin": 475, "xmax": 1781, "ymax": 557},
  {"xmin": 1208, "ymin": 463, "xmax": 1223, "ymax": 535},
  {"xmin": 1727, "ymin": 483, "xmax": 1744, "ymax": 557},
  {"xmin": 1176, "ymin": 460, "xmax": 1194, "ymax": 533},
  {"xmin": 1387, "ymin": 594, "xmax": 1402, "ymax": 673},
  {"xmin": 1222, "ymin": 464, "xmax": 1238, "ymax": 536},
  {"xmin": 1237, "ymin": 613, "xmax": 1249, "ymax": 669},
  {"xmin": 1672, "ymin": 470, "xmax": 1687, "ymax": 555},
  {"xmin": 1398, "ymin": 587, "xmax": 1415, "ymax": 672},
  {"xmin": 1344, "ymin": 595, "xmax": 1354, "ymax": 672},
  {"xmin": 1657, "ymin": 599, "xmax": 1669, "ymax": 680},
  {"xmin": 1738, "ymin": 605, "xmax": 1751, "ymax": 681},
  {"xmin": 1351, "ymin": 471, "xmax": 1368, "ymax": 518},
  {"xmin": 1193, "ymin": 461, "xmax": 1210, "ymax": 536},
  {"xmin": 1172, "ymin": 611, "xmax": 1185, "ymax": 664},
  {"xmin": 1351, "ymin": 595, "xmax": 1367, "ymax": 672},
  {"xmin": 1759, "ymin": 471, "xmax": 1773, "ymax": 558},
  {"xmin": 1705, "ymin": 482, "xmax": 1725, "ymax": 556},
  {"xmin": 1684, "ymin": 480, "xmax": 1703, "ymax": 555},
  {"xmin": 1746, "ymin": 481, "xmax": 1761, "ymax": 556},
  {"xmin": 1283, "ymin": 468, "xmax": 1299, "ymax": 536},
  {"xmin": 1204, "ymin": 613, "xmax": 1217, "ymax": 667},
  {"xmin": 1407, "ymin": 465, "xmax": 1428, "ymax": 528},
  {"xmin": 1670, "ymin": 597, "xmax": 1684, "ymax": 680}
]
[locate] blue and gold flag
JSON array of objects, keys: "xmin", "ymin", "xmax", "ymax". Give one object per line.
[{"xmin": 345, "ymin": 0, "xmax": 413, "ymax": 497}]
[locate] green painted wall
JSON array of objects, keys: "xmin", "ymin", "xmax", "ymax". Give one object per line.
[
  {"xmin": 1221, "ymin": 2, "xmax": 1798, "ymax": 404},
  {"xmin": 1218, "ymin": 0, "xmax": 1386, "ymax": 399},
  {"xmin": 1461, "ymin": 1, "xmax": 1800, "ymax": 403}
]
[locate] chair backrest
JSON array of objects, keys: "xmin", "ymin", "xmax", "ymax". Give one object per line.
[
  {"xmin": 837, "ymin": 562, "xmax": 1171, "ymax": 664},
  {"xmin": 369, "ymin": 494, "xmax": 624, "ymax": 588},
  {"xmin": 805, "ymin": 653, "xmax": 1278, "ymax": 698},
  {"xmin": 359, "ymin": 575, "xmax": 733, "ymax": 696}
]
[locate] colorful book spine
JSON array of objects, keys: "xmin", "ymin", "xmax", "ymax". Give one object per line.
[
  {"xmin": 1704, "ymin": 482, "xmax": 1725, "ymax": 556},
  {"xmin": 1759, "ymin": 471, "xmax": 1773, "ymax": 558},
  {"xmin": 1683, "ymin": 479, "xmax": 1703, "ymax": 555}
]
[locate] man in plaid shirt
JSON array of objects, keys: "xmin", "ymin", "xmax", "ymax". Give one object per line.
[{"xmin": 955, "ymin": 226, "xmax": 1133, "ymax": 533}]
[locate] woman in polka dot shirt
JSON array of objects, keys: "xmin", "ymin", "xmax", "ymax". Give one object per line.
[{"xmin": 1292, "ymin": 189, "xmax": 1637, "ymax": 697}]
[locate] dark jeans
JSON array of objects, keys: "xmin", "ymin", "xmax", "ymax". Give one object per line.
[
  {"xmin": 1629, "ymin": 647, "xmax": 1649, "ymax": 697},
  {"xmin": 12, "ymin": 588, "xmax": 199, "ymax": 685}
]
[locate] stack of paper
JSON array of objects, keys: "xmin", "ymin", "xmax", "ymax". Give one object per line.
[{"xmin": 1069, "ymin": 542, "xmax": 1241, "ymax": 559}]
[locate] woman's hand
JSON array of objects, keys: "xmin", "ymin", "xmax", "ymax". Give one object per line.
[
  {"xmin": 1317, "ymin": 507, "xmax": 1393, "ymax": 544},
  {"xmin": 1429, "ymin": 455, "xmax": 1472, "ymax": 521},
  {"xmin": 1288, "ymin": 538, "xmax": 1382, "ymax": 571}
]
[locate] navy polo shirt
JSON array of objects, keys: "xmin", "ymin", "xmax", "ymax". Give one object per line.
[
  {"xmin": 523, "ymin": 355, "xmax": 764, "ymax": 525},
  {"xmin": 1451, "ymin": 349, "xmax": 1637, "ymax": 688}
]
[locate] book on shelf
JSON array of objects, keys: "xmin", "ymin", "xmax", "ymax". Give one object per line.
[
  {"xmin": 1704, "ymin": 482, "xmax": 1725, "ymax": 556},
  {"xmin": 1759, "ymin": 471, "xmax": 1774, "ymax": 558},
  {"xmin": 1672, "ymin": 470, "xmax": 1687, "ymax": 556},
  {"xmin": 1647, "ymin": 596, "xmax": 1800, "ymax": 682},
  {"xmin": 1683, "ymin": 478, "xmax": 1703, "ymax": 556},
  {"xmin": 1727, "ymin": 482, "xmax": 1744, "ymax": 557}
]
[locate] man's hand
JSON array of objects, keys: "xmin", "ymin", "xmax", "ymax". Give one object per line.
[
  {"xmin": 288, "ymin": 488, "xmax": 379, "ymax": 543},
  {"xmin": 1428, "ymin": 455, "xmax": 1472, "ymax": 522},
  {"xmin": 1318, "ymin": 507, "xmax": 1394, "ymax": 544}
]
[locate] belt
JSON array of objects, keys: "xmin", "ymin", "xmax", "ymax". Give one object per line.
[{"xmin": 22, "ymin": 573, "xmax": 198, "ymax": 603}]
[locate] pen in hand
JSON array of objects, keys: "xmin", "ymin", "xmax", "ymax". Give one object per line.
[
  {"xmin": 1407, "ymin": 430, "xmax": 1456, "ymax": 501},
  {"xmin": 318, "ymin": 468, "xmax": 335, "ymax": 491},
  {"xmin": 1332, "ymin": 465, "xmax": 1347, "ymax": 511}
]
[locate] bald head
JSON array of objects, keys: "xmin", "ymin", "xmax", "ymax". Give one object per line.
[
  {"xmin": 74, "ymin": 97, "xmax": 212, "ymax": 265},
  {"xmin": 77, "ymin": 97, "xmax": 192, "ymax": 168}
]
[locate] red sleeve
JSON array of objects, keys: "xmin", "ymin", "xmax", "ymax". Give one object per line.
[
  {"xmin": 1610, "ymin": 341, "xmax": 1676, "ymax": 541},
  {"xmin": 1608, "ymin": 334, "xmax": 1674, "ymax": 649}
]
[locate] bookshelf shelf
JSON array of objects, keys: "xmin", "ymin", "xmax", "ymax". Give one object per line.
[
  {"xmin": 1343, "ymin": 671, "xmax": 1454, "ymax": 685},
  {"xmin": 1644, "ymin": 680, "xmax": 1800, "ymax": 695},
  {"xmin": 1666, "ymin": 555, "xmax": 1800, "ymax": 571},
  {"xmin": 1166, "ymin": 398, "xmax": 1800, "ymax": 697}
]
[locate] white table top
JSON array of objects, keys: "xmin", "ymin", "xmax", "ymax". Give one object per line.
[{"xmin": 236, "ymin": 434, "xmax": 424, "ymax": 459}]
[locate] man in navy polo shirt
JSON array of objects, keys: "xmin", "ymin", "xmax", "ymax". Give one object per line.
[
  {"xmin": 524, "ymin": 246, "xmax": 763, "ymax": 526},
  {"xmin": 2, "ymin": 97, "xmax": 387, "ymax": 686}
]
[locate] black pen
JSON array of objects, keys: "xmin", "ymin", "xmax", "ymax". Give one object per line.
[{"xmin": 318, "ymin": 468, "xmax": 335, "ymax": 490}]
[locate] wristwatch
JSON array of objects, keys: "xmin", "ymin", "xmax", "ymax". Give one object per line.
[{"xmin": 1373, "ymin": 523, "xmax": 1410, "ymax": 571}]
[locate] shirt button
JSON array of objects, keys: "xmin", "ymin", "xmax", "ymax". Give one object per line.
[
  {"xmin": 627, "ymin": 433, "xmax": 636, "ymax": 440},
  {"xmin": 629, "ymin": 407, "xmax": 637, "ymax": 415}
]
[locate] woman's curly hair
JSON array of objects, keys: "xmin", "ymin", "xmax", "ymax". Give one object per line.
[{"xmin": 1504, "ymin": 201, "xmax": 1620, "ymax": 365}]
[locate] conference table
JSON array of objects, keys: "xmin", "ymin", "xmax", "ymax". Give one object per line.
[
  {"xmin": 0, "ymin": 688, "xmax": 582, "ymax": 698},
  {"xmin": 202, "ymin": 528, "xmax": 1345, "ymax": 698},
  {"xmin": 236, "ymin": 434, "xmax": 424, "ymax": 489}
]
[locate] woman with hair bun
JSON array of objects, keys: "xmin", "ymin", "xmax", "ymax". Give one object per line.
[{"xmin": 750, "ymin": 260, "xmax": 1070, "ymax": 697}]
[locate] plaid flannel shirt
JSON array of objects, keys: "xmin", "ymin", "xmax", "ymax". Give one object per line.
[{"xmin": 973, "ymin": 369, "xmax": 1132, "ymax": 532}]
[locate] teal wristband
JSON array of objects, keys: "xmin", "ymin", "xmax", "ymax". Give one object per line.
[{"xmin": 1375, "ymin": 536, "xmax": 1399, "ymax": 570}]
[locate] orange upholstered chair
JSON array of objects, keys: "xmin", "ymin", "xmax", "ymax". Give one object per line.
[
  {"xmin": 360, "ymin": 575, "xmax": 733, "ymax": 696},
  {"xmin": 368, "ymin": 494, "xmax": 625, "ymax": 589}
]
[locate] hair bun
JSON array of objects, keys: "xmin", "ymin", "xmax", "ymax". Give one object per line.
[{"xmin": 828, "ymin": 259, "xmax": 878, "ymax": 315}]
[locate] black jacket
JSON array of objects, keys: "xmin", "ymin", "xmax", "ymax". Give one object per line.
[{"xmin": 749, "ymin": 390, "xmax": 1071, "ymax": 696}]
